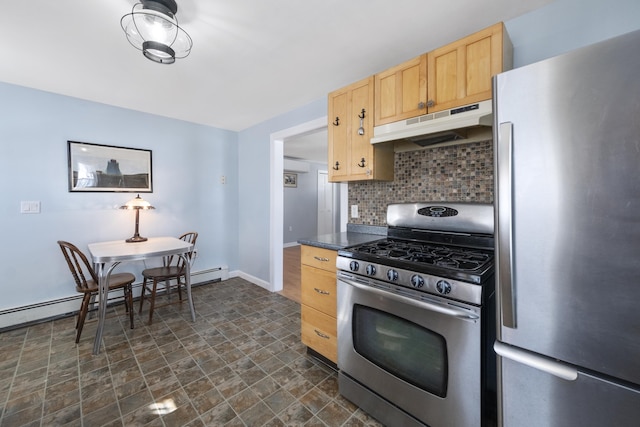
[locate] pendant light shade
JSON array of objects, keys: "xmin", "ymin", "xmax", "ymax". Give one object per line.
[{"xmin": 121, "ymin": 0, "xmax": 192, "ymax": 64}]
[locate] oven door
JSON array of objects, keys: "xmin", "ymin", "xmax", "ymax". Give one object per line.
[{"xmin": 337, "ymin": 273, "xmax": 482, "ymax": 427}]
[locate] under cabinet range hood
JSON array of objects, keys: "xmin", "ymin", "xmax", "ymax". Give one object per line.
[{"xmin": 370, "ymin": 100, "xmax": 493, "ymax": 147}]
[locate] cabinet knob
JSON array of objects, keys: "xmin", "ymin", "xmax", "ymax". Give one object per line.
[
  {"xmin": 426, "ymin": 99, "xmax": 435, "ymax": 108},
  {"xmin": 418, "ymin": 101, "xmax": 426, "ymax": 109},
  {"xmin": 357, "ymin": 158, "xmax": 366, "ymax": 168},
  {"xmin": 333, "ymin": 161, "xmax": 340, "ymax": 170},
  {"xmin": 333, "ymin": 117, "xmax": 340, "ymax": 126}
]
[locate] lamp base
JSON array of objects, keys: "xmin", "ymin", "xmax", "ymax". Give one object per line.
[{"xmin": 126, "ymin": 236, "xmax": 148, "ymax": 243}]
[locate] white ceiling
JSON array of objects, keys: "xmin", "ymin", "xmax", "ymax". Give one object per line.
[{"xmin": 0, "ymin": 0, "xmax": 552, "ymax": 133}]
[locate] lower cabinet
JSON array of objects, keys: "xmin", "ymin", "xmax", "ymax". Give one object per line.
[
  {"xmin": 300, "ymin": 245, "xmax": 338, "ymax": 364},
  {"xmin": 301, "ymin": 305, "xmax": 337, "ymax": 363}
]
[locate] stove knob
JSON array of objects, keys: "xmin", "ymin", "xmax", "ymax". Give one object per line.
[
  {"xmin": 436, "ymin": 280, "xmax": 452, "ymax": 295},
  {"xmin": 411, "ymin": 275, "xmax": 425, "ymax": 288},
  {"xmin": 349, "ymin": 261, "xmax": 360, "ymax": 272},
  {"xmin": 366, "ymin": 265, "xmax": 377, "ymax": 276},
  {"xmin": 387, "ymin": 269, "xmax": 399, "ymax": 281}
]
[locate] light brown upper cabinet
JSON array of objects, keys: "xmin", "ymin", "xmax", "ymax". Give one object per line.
[
  {"xmin": 427, "ymin": 22, "xmax": 511, "ymax": 113},
  {"xmin": 374, "ymin": 54, "xmax": 428, "ymax": 126},
  {"xmin": 374, "ymin": 22, "xmax": 512, "ymax": 126},
  {"xmin": 328, "ymin": 76, "xmax": 394, "ymax": 182}
]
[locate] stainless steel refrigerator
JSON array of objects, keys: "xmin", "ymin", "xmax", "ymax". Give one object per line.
[{"xmin": 493, "ymin": 29, "xmax": 640, "ymax": 427}]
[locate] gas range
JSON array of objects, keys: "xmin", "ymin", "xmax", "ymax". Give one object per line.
[{"xmin": 337, "ymin": 202, "xmax": 495, "ymax": 306}]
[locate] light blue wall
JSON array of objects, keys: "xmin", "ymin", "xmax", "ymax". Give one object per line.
[
  {"xmin": 283, "ymin": 162, "xmax": 328, "ymax": 245},
  {"xmin": 507, "ymin": 0, "xmax": 640, "ymax": 67},
  {"xmin": 0, "ymin": 82, "xmax": 239, "ymax": 312},
  {"xmin": 237, "ymin": 99, "xmax": 325, "ymax": 283}
]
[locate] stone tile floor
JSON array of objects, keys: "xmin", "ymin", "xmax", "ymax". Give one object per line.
[{"xmin": 0, "ymin": 277, "xmax": 383, "ymax": 426}]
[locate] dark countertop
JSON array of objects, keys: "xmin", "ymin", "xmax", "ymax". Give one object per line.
[{"xmin": 297, "ymin": 224, "xmax": 386, "ymax": 251}]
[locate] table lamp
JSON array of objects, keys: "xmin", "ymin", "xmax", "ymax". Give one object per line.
[{"xmin": 120, "ymin": 194, "xmax": 155, "ymax": 242}]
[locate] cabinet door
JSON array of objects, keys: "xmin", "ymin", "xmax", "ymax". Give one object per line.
[
  {"xmin": 301, "ymin": 305, "xmax": 337, "ymax": 363},
  {"xmin": 347, "ymin": 77, "xmax": 375, "ymax": 181},
  {"xmin": 301, "ymin": 265, "xmax": 337, "ymax": 316},
  {"xmin": 374, "ymin": 55, "xmax": 427, "ymax": 126},
  {"xmin": 328, "ymin": 89, "xmax": 349, "ymax": 182},
  {"xmin": 301, "ymin": 245, "xmax": 336, "ymax": 272},
  {"xmin": 427, "ymin": 22, "xmax": 506, "ymax": 112}
]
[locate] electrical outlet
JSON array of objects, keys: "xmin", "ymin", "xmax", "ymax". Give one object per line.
[
  {"xmin": 220, "ymin": 175, "xmax": 226, "ymax": 184},
  {"xmin": 289, "ymin": 226, "xmax": 293, "ymax": 232},
  {"xmin": 351, "ymin": 205, "xmax": 359, "ymax": 218}
]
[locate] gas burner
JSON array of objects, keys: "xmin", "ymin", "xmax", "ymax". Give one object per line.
[{"xmin": 348, "ymin": 239, "xmax": 493, "ymax": 273}]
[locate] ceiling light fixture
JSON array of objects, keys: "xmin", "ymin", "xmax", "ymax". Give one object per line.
[{"xmin": 121, "ymin": 0, "xmax": 193, "ymax": 64}]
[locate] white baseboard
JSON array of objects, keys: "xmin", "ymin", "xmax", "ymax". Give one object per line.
[{"xmin": 235, "ymin": 271, "xmax": 273, "ymax": 292}]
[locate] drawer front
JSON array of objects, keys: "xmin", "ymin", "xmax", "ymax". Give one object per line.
[
  {"xmin": 301, "ymin": 305, "xmax": 337, "ymax": 363},
  {"xmin": 301, "ymin": 265, "xmax": 337, "ymax": 316},
  {"xmin": 301, "ymin": 245, "xmax": 337, "ymax": 272}
]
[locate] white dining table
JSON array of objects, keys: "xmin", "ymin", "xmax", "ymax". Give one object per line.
[{"xmin": 87, "ymin": 236, "xmax": 195, "ymax": 355}]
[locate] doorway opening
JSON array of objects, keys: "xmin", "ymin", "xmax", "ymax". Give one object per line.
[{"xmin": 269, "ymin": 117, "xmax": 347, "ymax": 294}]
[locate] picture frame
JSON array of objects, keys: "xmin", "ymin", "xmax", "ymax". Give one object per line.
[
  {"xmin": 67, "ymin": 141, "xmax": 153, "ymax": 192},
  {"xmin": 284, "ymin": 172, "xmax": 297, "ymax": 188}
]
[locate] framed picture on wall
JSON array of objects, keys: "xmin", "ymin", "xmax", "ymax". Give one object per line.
[
  {"xmin": 67, "ymin": 141, "xmax": 153, "ymax": 192},
  {"xmin": 284, "ymin": 172, "xmax": 297, "ymax": 188}
]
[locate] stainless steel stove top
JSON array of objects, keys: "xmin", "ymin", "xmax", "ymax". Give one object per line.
[{"xmin": 337, "ymin": 202, "xmax": 495, "ymax": 305}]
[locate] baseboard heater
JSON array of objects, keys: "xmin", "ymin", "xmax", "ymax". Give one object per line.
[{"xmin": 0, "ymin": 266, "xmax": 229, "ymax": 332}]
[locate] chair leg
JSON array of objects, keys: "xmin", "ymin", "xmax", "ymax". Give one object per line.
[
  {"xmin": 139, "ymin": 278, "xmax": 148, "ymax": 314},
  {"xmin": 76, "ymin": 293, "xmax": 92, "ymax": 343},
  {"xmin": 126, "ymin": 285, "xmax": 134, "ymax": 329},
  {"xmin": 148, "ymin": 278, "xmax": 159, "ymax": 324}
]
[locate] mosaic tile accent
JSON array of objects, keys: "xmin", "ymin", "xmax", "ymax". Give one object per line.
[{"xmin": 348, "ymin": 139, "xmax": 494, "ymax": 226}]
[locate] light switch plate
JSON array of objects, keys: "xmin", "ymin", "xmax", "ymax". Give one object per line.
[
  {"xmin": 21, "ymin": 201, "xmax": 41, "ymax": 214},
  {"xmin": 351, "ymin": 204, "xmax": 359, "ymax": 218}
]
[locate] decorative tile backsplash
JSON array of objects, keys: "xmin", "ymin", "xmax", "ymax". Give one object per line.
[{"xmin": 348, "ymin": 139, "xmax": 494, "ymax": 226}]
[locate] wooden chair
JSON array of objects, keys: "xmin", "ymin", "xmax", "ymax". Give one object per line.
[
  {"xmin": 57, "ymin": 240, "xmax": 135, "ymax": 343},
  {"xmin": 139, "ymin": 232, "xmax": 198, "ymax": 324}
]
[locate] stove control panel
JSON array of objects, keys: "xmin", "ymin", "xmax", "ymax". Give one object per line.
[{"xmin": 336, "ymin": 255, "xmax": 485, "ymax": 305}]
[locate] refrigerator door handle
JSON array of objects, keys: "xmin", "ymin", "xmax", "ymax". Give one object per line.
[
  {"xmin": 494, "ymin": 341, "xmax": 579, "ymax": 381},
  {"xmin": 497, "ymin": 122, "xmax": 517, "ymax": 328}
]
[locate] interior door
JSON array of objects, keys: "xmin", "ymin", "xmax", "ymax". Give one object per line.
[{"xmin": 317, "ymin": 170, "xmax": 334, "ymax": 235}]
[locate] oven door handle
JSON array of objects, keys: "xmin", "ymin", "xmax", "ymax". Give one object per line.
[{"xmin": 341, "ymin": 279, "xmax": 479, "ymax": 321}]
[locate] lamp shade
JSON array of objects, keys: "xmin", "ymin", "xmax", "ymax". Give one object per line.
[
  {"xmin": 120, "ymin": 194, "xmax": 155, "ymax": 210},
  {"xmin": 121, "ymin": 0, "xmax": 192, "ymax": 64}
]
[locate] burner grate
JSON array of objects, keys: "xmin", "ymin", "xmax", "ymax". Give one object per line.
[{"xmin": 349, "ymin": 239, "xmax": 492, "ymax": 273}]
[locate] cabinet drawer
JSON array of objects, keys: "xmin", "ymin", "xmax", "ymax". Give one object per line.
[
  {"xmin": 301, "ymin": 265, "xmax": 337, "ymax": 316},
  {"xmin": 301, "ymin": 245, "xmax": 336, "ymax": 272},
  {"xmin": 301, "ymin": 305, "xmax": 337, "ymax": 363}
]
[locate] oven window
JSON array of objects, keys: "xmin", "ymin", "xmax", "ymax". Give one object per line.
[{"xmin": 352, "ymin": 304, "xmax": 448, "ymax": 397}]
